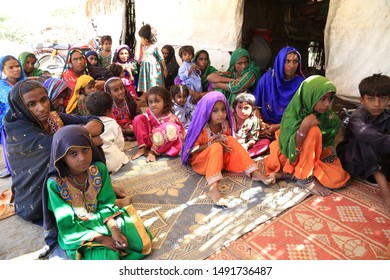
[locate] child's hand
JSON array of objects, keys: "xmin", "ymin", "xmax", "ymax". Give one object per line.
[{"xmin": 302, "ymin": 114, "xmax": 320, "ymax": 129}]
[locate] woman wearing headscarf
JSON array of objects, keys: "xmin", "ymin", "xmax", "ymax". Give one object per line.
[
  {"xmin": 263, "ymin": 75, "xmax": 350, "ymax": 196},
  {"xmin": 253, "ymin": 46, "xmax": 305, "ymax": 138},
  {"xmin": 43, "ymin": 77, "xmax": 70, "ymax": 113},
  {"xmin": 18, "ymin": 51, "xmax": 51, "ymax": 80},
  {"xmin": 161, "ymin": 45, "xmax": 179, "ymax": 89},
  {"xmin": 207, "ymin": 48, "xmax": 261, "ymax": 105}
]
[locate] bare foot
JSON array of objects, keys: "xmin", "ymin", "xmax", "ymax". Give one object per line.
[
  {"xmin": 113, "ymin": 187, "xmax": 126, "ymax": 199},
  {"xmin": 115, "ymin": 196, "xmax": 133, "ymax": 207},
  {"xmin": 208, "ymin": 183, "xmax": 228, "ymax": 208},
  {"xmin": 251, "ymin": 170, "xmax": 275, "ymax": 185},
  {"xmin": 131, "ymin": 146, "xmax": 148, "ymax": 160},
  {"xmin": 298, "ymin": 178, "xmax": 333, "ymax": 196},
  {"xmin": 146, "ymin": 151, "xmax": 156, "ymax": 162}
]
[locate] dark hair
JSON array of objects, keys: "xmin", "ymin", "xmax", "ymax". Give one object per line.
[
  {"xmin": 106, "ymin": 63, "xmax": 123, "ymax": 77},
  {"xmin": 232, "ymin": 92, "xmax": 256, "ymax": 110},
  {"xmin": 179, "ymin": 45, "xmax": 195, "ymax": 59},
  {"xmin": 17, "ymin": 79, "xmax": 48, "ymax": 95},
  {"xmin": 170, "ymin": 84, "xmax": 189, "ymax": 99},
  {"xmin": 146, "ymin": 86, "xmax": 172, "ymax": 114},
  {"xmin": 104, "ymin": 77, "xmax": 125, "ymax": 94},
  {"xmin": 358, "ymin": 73, "xmax": 390, "ymax": 97},
  {"xmin": 138, "ymin": 24, "xmax": 156, "ymax": 43},
  {"xmin": 85, "ymin": 91, "xmax": 113, "ymax": 116},
  {"xmin": 1, "ymin": 55, "xmax": 18, "ymax": 70},
  {"xmin": 100, "ymin": 35, "xmax": 112, "ymax": 45}
]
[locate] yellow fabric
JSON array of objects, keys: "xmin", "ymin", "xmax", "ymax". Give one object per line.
[{"xmin": 66, "ymin": 75, "xmax": 94, "ymax": 114}]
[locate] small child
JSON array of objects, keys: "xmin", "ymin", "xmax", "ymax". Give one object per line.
[
  {"xmin": 170, "ymin": 84, "xmax": 192, "ymax": 129},
  {"xmin": 66, "ymin": 75, "xmax": 96, "ymax": 116},
  {"xmin": 104, "ymin": 77, "xmax": 142, "ymax": 140},
  {"xmin": 181, "ymin": 91, "xmax": 274, "ymax": 208},
  {"xmin": 131, "ymin": 86, "xmax": 185, "ymax": 162},
  {"xmin": 85, "ymin": 50, "xmax": 100, "ymax": 66},
  {"xmin": 337, "ymin": 73, "xmax": 390, "ymax": 214},
  {"xmin": 86, "ymin": 91, "xmax": 130, "ymax": 174},
  {"xmin": 232, "ymin": 92, "xmax": 270, "ymax": 157},
  {"xmin": 137, "ymin": 24, "xmax": 167, "ymax": 100},
  {"xmin": 99, "ymin": 35, "xmax": 113, "ymax": 68},
  {"xmin": 178, "ymin": 45, "xmax": 202, "ymax": 92},
  {"xmin": 46, "ymin": 125, "xmax": 152, "ymax": 260}
]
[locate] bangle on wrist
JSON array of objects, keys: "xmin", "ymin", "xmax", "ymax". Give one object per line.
[{"xmin": 297, "ymin": 130, "xmax": 306, "ymax": 137}]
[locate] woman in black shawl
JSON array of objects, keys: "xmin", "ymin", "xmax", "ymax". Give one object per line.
[
  {"xmin": 3, "ymin": 80, "xmax": 104, "ymax": 256},
  {"xmin": 161, "ymin": 45, "xmax": 179, "ymax": 89}
]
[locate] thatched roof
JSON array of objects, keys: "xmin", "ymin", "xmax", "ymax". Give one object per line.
[{"xmin": 85, "ymin": 0, "xmax": 123, "ymax": 18}]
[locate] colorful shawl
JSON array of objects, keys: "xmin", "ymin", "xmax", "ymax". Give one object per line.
[
  {"xmin": 181, "ymin": 91, "xmax": 233, "ymax": 165},
  {"xmin": 192, "ymin": 50, "xmax": 217, "ymax": 91},
  {"xmin": 18, "ymin": 51, "xmax": 44, "ymax": 77},
  {"xmin": 228, "ymin": 48, "xmax": 261, "ymax": 82},
  {"xmin": 279, "ymin": 75, "xmax": 341, "ymax": 163},
  {"xmin": 66, "ymin": 75, "xmax": 94, "ymax": 114},
  {"xmin": 44, "ymin": 77, "xmax": 69, "ymax": 101},
  {"xmin": 61, "ymin": 48, "xmax": 89, "ymax": 76},
  {"xmin": 253, "ymin": 46, "xmax": 305, "ymax": 124}
]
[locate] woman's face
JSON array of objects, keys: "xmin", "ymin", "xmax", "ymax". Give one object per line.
[
  {"xmin": 118, "ymin": 49, "xmax": 129, "ymax": 63},
  {"xmin": 161, "ymin": 48, "xmax": 169, "ymax": 59},
  {"xmin": 24, "ymin": 56, "xmax": 37, "ymax": 73},
  {"xmin": 51, "ymin": 89, "xmax": 69, "ymax": 112},
  {"xmin": 2, "ymin": 59, "xmax": 22, "ymax": 80},
  {"xmin": 22, "ymin": 87, "xmax": 51, "ymax": 125},
  {"xmin": 70, "ymin": 52, "xmax": 86, "ymax": 74},
  {"xmin": 195, "ymin": 52, "xmax": 209, "ymax": 71},
  {"xmin": 234, "ymin": 56, "xmax": 249, "ymax": 76},
  {"xmin": 87, "ymin": 55, "xmax": 98, "ymax": 66},
  {"xmin": 284, "ymin": 52, "xmax": 299, "ymax": 80},
  {"xmin": 107, "ymin": 80, "xmax": 125, "ymax": 102}
]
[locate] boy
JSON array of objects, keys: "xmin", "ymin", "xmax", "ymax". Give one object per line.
[
  {"xmin": 99, "ymin": 35, "xmax": 113, "ymax": 68},
  {"xmin": 337, "ymin": 73, "xmax": 390, "ymax": 214},
  {"xmin": 178, "ymin": 45, "xmax": 202, "ymax": 92}
]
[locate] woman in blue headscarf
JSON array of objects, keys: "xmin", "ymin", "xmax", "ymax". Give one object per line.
[{"xmin": 253, "ymin": 46, "xmax": 305, "ymax": 138}]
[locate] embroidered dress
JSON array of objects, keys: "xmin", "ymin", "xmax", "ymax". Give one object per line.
[
  {"xmin": 133, "ymin": 108, "xmax": 185, "ymax": 156},
  {"xmin": 137, "ymin": 44, "xmax": 164, "ymax": 92},
  {"xmin": 47, "ymin": 161, "xmax": 152, "ymax": 260}
]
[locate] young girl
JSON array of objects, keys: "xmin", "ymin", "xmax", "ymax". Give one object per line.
[
  {"xmin": 104, "ymin": 77, "xmax": 142, "ymax": 140},
  {"xmin": 99, "ymin": 35, "xmax": 113, "ymax": 68},
  {"xmin": 46, "ymin": 125, "xmax": 152, "ymax": 260},
  {"xmin": 66, "ymin": 75, "xmax": 96, "ymax": 116},
  {"xmin": 131, "ymin": 86, "xmax": 185, "ymax": 162},
  {"xmin": 170, "ymin": 84, "xmax": 192, "ymax": 130},
  {"xmin": 85, "ymin": 50, "xmax": 100, "ymax": 66},
  {"xmin": 181, "ymin": 91, "xmax": 274, "ymax": 208},
  {"xmin": 264, "ymin": 75, "xmax": 351, "ymax": 196},
  {"xmin": 232, "ymin": 92, "xmax": 271, "ymax": 157},
  {"xmin": 86, "ymin": 91, "xmax": 129, "ymax": 174},
  {"xmin": 113, "ymin": 44, "xmax": 138, "ymax": 98},
  {"xmin": 137, "ymin": 24, "xmax": 168, "ymax": 101}
]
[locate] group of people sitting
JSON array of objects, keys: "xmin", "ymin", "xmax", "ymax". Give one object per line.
[{"xmin": 0, "ymin": 23, "xmax": 389, "ymax": 260}]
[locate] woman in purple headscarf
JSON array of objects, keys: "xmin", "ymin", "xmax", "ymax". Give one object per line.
[
  {"xmin": 181, "ymin": 91, "xmax": 274, "ymax": 208},
  {"xmin": 253, "ymin": 46, "xmax": 304, "ymax": 138}
]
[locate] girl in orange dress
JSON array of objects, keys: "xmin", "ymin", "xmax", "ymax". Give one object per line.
[
  {"xmin": 181, "ymin": 91, "xmax": 273, "ymax": 208},
  {"xmin": 264, "ymin": 75, "xmax": 350, "ymax": 196}
]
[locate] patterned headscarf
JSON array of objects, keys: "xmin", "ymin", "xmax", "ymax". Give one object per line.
[
  {"xmin": 253, "ymin": 46, "xmax": 304, "ymax": 124},
  {"xmin": 279, "ymin": 75, "xmax": 341, "ymax": 163},
  {"xmin": 62, "ymin": 48, "xmax": 89, "ymax": 75},
  {"xmin": 43, "ymin": 77, "xmax": 69, "ymax": 101},
  {"xmin": 181, "ymin": 91, "xmax": 233, "ymax": 165}
]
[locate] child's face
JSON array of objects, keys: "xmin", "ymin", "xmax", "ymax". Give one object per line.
[
  {"xmin": 87, "ymin": 55, "xmax": 98, "ymax": 66},
  {"xmin": 108, "ymin": 80, "xmax": 125, "ymax": 102},
  {"xmin": 118, "ymin": 49, "xmax": 129, "ymax": 63},
  {"xmin": 24, "ymin": 56, "xmax": 36, "ymax": 73},
  {"xmin": 161, "ymin": 48, "xmax": 169, "ymax": 59},
  {"xmin": 210, "ymin": 101, "xmax": 227, "ymax": 125},
  {"xmin": 147, "ymin": 94, "xmax": 165, "ymax": 116},
  {"xmin": 234, "ymin": 101, "xmax": 253, "ymax": 121},
  {"xmin": 360, "ymin": 95, "xmax": 389, "ymax": 118},
  {"xmin": 140, "ymin": 37, "xmax": 149, "ymax": 46},
  {"xmin": 64, "ymin": 146, "xmax": 92, "ymax": 176},
  {"xmin": 83, "ymin": 81, "xmax": 96, "ymax": 95},
  {"xmin": 174, "ymin": 92, "xmax": 188, "ymax": 107},
  {"xmin": 102, "ymin": 41, "xmax": 112, "ymax": 52},
  {"xmin": 313, "ymin": 92, "xmax": 333, "ymax": 114},
  {"xmin": 22, "ymin": 87, "xmax": 51, "ymax": 126},
  {"xmin": 182, "ymin": 52, "xmax": 193, "ymax": 62}
]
